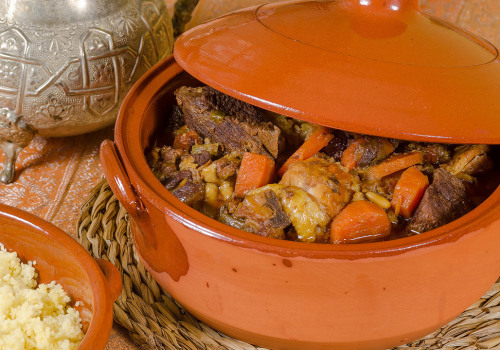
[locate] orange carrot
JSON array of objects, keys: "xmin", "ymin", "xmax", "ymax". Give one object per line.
[
  {"xmin": 341, "ymin": 138, "xmax": 367, "ymax": 170},
  {"xmin": 278, "ymin": 127, "xmax": 333, "ymax": 177},
  {"xmin": 235, "ymin": 152, "xmax": 275, "ymax": 196},
  {"xmin": 330, "ymin": 201, "xmax": 391, "ymax": 244},
  {"xmin": 366, "ymin": 151, "xmax": 423, "ymax": 180},
  {"xmin": 391, "ymin": 166, "xmax": 429, "ymax": 218}
]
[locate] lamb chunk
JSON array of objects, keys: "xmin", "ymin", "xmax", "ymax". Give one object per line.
[
  {"xmin": 407, "ymin": 168, "xmax": 470, "ymax": 234},
  {"xmin": 357, "ymin": 139, "xmax": 381, "ymax": 167},
  {"xmin": 204, "ymin": 86, "xmax": 263, "ymax": 124},
  {"xmin": 152, "ymin": 163, "xmax": 177, "ymax": 183},
  {"xmin": 233, "ymin": 189, "xmax": 291, "ymax": 239},
  {"xmin": 149, "ymin": 146, "xmax": 185, "ymax": 182},
  {"xmin": 179, "ymin": 155, "xmax": 202, "ymax": 182},
  {"xmin": 171, "ymin": 181, "xmax": 205, "ymax": 205},
  {"xmin": 175, "ymin": 86, "xmax": 280, "ymax": 158},
  {"xmin": 192, "ymin": 150, "xmax": 211, "ymax": 166},
  {"xmin": 354, "ymin": 137, "xmax": 395, "ymax": 167},
  {"xmin": 163, "ymin": 170, "xmax": 192, "ymax": 190},
  {"xmin": 160, "ymin": 146, "xmax": 184, "ymax": 164},
  {"xmin": 321, "ymin": 130, "xmax": 350, "ymax": 161},
  {"xmin": 240, "ymin": 122, "xmax": 282, "ymax": 158},
  {"xmin": 214, "ymin": 156, "xmax": 240, "ymax": 180},
  {"xmin": 407, "ymin": 143, "xmax": 451, "ymax": 166},
  {"xmin": 264, "ymin": 190, "xmax": 291, "ymax": 230}
]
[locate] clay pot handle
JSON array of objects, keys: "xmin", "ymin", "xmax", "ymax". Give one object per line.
[
  {"xmin": 100, "ymin": 139, "xmax": 145, "ymax": 218},
  {"xmin": 100, "ymin": 139, "xmax": 189, "ymax": 281},
  {"xmin": 94, "ymin": 258, "xmax": 122, "ymax": 302}
]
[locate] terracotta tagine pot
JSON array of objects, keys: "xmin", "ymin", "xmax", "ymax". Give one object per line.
[
  {"xmin": 0, "ymin": 203, "xmax": 122, "ymax": 349},
  {"xmin": 100, "ymin": 0, "xmax": 500, "ymax": 349},
  {"xmin": 0, "ymin": 0, "xmax": 173, "ymax": 183}
]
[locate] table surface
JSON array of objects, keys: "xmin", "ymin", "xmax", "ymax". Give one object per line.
[{"xmin": 1, "ymin": 1, "xmax": 499, "ymax": 349}]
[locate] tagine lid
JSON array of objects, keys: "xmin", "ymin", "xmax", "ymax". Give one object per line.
[{"xmin": 174, "ymin": 0, "xmax": 500, "ymax": 144}]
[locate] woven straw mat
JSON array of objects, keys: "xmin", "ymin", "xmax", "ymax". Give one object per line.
[{"xmin": 77, "ymin": 178, "xmax": 500, "ymax": 350}]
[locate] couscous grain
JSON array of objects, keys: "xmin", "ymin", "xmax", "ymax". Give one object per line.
[{"xmin": 0, "ymin": 244, "xmax": 84, "ymax": 350}]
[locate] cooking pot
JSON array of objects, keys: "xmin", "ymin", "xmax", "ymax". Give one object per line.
[
  {"xmin": 100, "ymin": 0, "xmax": 500, "ymax": 349},
  {"xmin": 0, "ymin": 203, "xmax": 122, "ymax": 350}
]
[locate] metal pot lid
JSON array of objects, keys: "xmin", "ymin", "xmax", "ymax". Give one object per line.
[{"xmin": 174, "ymin": 0, "xmax": 500, "ymax": 144}]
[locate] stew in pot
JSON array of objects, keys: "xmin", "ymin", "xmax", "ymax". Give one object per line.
[{"xmin": 147, "ymin": 85, "xmax": 499, "ymax": 244}]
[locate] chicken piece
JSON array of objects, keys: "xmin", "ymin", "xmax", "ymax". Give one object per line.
[
  {"xmin": 444, "ymin": 145, "xmax": 493, "ymax": 178},
  {"xmin": 279, "ymin": 157, "xmax": 357, "ymax": 218},
  {"xmin": 234, "ymin": 184, "xmax": 331, "ymax": 243},
  {"xmin": 276, "ymin": 185, "xmax": 331, "ymax": 243}
]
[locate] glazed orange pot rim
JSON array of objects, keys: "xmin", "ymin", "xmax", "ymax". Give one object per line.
[
  {"xmin": 0, "ymin": 203, "xmax": 114, "ymax": 349},
  {"xmin": 114, "ymin": 56, "xmax": 500, "ymax": 259},
  {"xmin": 172, "ymin": 0, "xmax": 500, "ymax": 145}
]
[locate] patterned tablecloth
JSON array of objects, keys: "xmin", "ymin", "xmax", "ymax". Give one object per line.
[{"xmin": 0, "ymin": 1, "xmax": 499, "ymax": 349}]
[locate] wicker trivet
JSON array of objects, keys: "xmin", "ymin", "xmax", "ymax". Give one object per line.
[{"xmin": 78, "ymin": 179, "xmax": 500, "ymax": 350}]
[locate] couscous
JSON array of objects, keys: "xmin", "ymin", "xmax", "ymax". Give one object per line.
[{"xmin": 0, "ymin": 244, "xmax": 84, "ymax": 350}]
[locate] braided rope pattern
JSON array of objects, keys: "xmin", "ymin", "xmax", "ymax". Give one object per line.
[{"xmin": 78, "ymin": 179, "xmax": 500, "ymax": 350}]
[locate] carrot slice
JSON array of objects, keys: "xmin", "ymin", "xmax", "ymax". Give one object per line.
[
  {"xmin": 366, "ymin": 151, "xmax": 423, "ymax": 180},
  {"xmin": 391, "ymin": 166, "xmax": 429, "ymax": 218},
  {"xmin": 235, "ymin": 152, "xmax": 275, "ymax": 196},
  {"xmin": 278, "ymin": 127, "xmax": 333, "ymax": 177},
  {"xmin": 341, "ymin": 138, "xmax": 367, "ymax": 170},
  {"xmin": 330, "ymin": 201, "xmax": 391, "ymax": 244}
]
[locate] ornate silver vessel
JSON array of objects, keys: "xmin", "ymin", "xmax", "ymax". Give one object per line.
[{"xmin": 0, "ymin": 0, "xmax": 173, "ymax": 183}]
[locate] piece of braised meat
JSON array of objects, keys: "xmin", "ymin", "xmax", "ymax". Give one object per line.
[
  {"xmin": 406, "ymin": 143, "xmax": 451, "ymax": 166},
  {"xmin": 231, "ymin": 189, "xmax": 291, "ymax": 239},
  {"xmin": 407, "ymin": 168, "xmax": 470, "ymax": 233},
  {"xmin": 171, "ymin": 181, "xmax": 205, "ymax": 206},
  {"xmin": 341, "ymin": 136, "xmax": 395, "ymax": 169},
  {"xmin": 203, "ymin": 86, "xmax": 262, "ymax": 124},
  {"xmin": 321, "ymin": 130, "xmax": 350, "ymax": 161},
  {"xmin": 445, "ymin": 145, "xmax": 493, "ymax": 177},
  {"xmin": 175, "ymin": 86, "xmax": 282, "ymax": 158},
  {"xmin": 163, "ymin": 170, "xmax": 192, "ymax": 190},
  {"xmin": 279, "ymin": 157, "xmax": 357, "ymax": 218},
  {"xmin": 149, "ymin": 146, "xmax": 184, "ymax": 182},
  {"xmin": 231, "ymin": 184, "xmax": 331, "ymax": 243}
]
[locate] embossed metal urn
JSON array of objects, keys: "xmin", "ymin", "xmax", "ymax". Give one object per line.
[{"xmin": 0, "ymin": 0, "xmax": 173, "ymax": 183}]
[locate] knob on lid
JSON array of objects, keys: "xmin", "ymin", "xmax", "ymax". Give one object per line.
[{"xmin": 174, "ymin": 0, "xmax": 500, "ymax": 144}]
